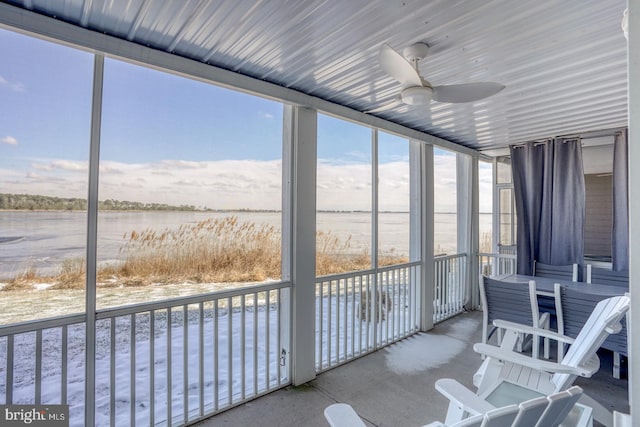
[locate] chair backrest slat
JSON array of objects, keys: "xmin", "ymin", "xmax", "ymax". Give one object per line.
[
  {"xmin": 585, "ymin": 265, "xmax": 629, "ymax": 287},
  {"xmin": 481, "ymin": 277, "xmax": 534, "ymax": 325},
  {"xmin": 553, "ymin": 295, "xmax": 630, "ymax": 390},
  {"xmin": 535, "ymin": 386, "xmax": 582, "ymax": 427},
  {"xmin": 559, "ymin": 287, "xmax": 627, "ymax": 356},
  {"xmin": 534, "ymin": 261, "xmax": 578, "ymax": 282},
  {"xmin": 481, "ymin": 404, "xmax": 519, "ymax": 427},
  {"xmin": 511, "ymin": 396, "xmax": 549, "ymax": 426}
]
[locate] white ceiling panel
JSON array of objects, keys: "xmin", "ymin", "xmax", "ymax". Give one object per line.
[{"xmin": 3, "ymin": 0, "xmax": 629, "ymax": 152}]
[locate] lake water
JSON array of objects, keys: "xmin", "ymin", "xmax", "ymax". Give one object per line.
[{"xmin": 0, "ymin": 211, "xmax": 492, "ymax": 279}]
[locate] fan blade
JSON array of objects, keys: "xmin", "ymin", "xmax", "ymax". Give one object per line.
[
  {"xmin": 365, "ymin": 97, "xmax": 403, "ymax": 114},
  {"xmin": 378, "ymin": 44, "xmax": 423, "ymax": 87},
  {"xmin": 432, "ymin": 82, "xmax": 505, "ymax": 103}
]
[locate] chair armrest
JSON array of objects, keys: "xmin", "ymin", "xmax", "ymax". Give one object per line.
[
  {"xmin": 324, "ymin": 403, "xmax": 367, "ymax": 427},
  {"xmin": 473, "ymin": 343, "xmax": 599, "ymax": 377},
  {"xmin": 492, "ymin": 319, "xmax": 575, "ymax": 344},
  {"xmin": 435, "ymin": 378, "xmax": 496, "ymax": 416}
]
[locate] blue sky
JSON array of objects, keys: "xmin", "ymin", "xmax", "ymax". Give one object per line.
[{"xmin": 0, "ymin": 28, "xmax": 491, "ymax": 212}]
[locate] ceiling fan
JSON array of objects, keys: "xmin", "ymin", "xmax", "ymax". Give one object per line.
[{"xmin": 368, "ymin": 43, "xmax": 505, "ymax": 113}]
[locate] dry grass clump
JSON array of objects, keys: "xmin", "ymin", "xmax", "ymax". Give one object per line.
[
  {"xmin": 315, "ymin": 231, "xmax": 408, "ymax": 276},
  {"xmin": 115, "ymin": 216, "xmax": 281, "ymax": 285},
  {"xmin": 2, "ymin": 266, "xmax": 40, "ymax": 291}
]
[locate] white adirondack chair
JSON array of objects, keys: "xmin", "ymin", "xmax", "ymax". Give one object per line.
[
  {"xmin": 324, "ymin": 385, "xmax": 589, "ymax": 427},
  {"xmin": 426, "ymin": 380, "xmax": 586, "ymax": 427},
  {"xmin": 472, "ymin": 294, "xmax": 629, "ymax": 427}
]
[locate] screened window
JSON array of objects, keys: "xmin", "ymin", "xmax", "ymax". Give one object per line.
[
  {"xmin": 316, "ymin": 114, "xmax": 372, "ymax": 275},
  {"xmin": 433, "ymin": 148, "xmax": 458, "ymax": 255},
  {"xmin": 377, "ymin": 132, "xmax": 410, "ymax": 266},
  {"xmin": 97, "ymin": 58, "xmax": 284, "ymax": 309},
  {"xmin": 0, "ymin": 29, "xmax": 93, "ymax": 324}
]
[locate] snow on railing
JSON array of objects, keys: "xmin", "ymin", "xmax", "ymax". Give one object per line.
[
  {"xmin": 315, "ymin": 262, "xmax": 421, "ymax": 372},
  {"xmin": 0, "ymin": 281, "xmax": 291, "ymax": 427},
  {"xmin": 433, "ymin": 253, "xmax": 468, "ymax": 323}
]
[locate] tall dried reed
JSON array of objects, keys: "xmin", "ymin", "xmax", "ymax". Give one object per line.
[
  {"xmin": 115, "ymin": 216, "xmax": 281, "ymax": 283},
  {"xmin": 2, "ymin": 216, "xmax": 413, "ymax": 290}
]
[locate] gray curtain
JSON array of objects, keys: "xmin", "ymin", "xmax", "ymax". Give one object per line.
[
  {"xmin": 612, "ymin": 129, "xmax": 629, "ymax": 271},
  {"xmin": 511, "ymin": 138, "xmax": 585, "ymax": 275}
]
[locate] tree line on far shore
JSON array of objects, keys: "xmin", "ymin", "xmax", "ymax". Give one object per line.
[{"xmin": 0, "ymin": 193, "xmax": 200, "ymax": 211}]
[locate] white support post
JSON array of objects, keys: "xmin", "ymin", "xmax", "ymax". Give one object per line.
[
  {"xmin": 627, "ymin": 0, "xmax": 639, "ymax": 423},
  {"xmin": 491, "ymin": 158, "xmax": 500, "ymax": 254},
  {"xmin": 457, "ymin": 154, "xmax": 479, "ymax": 309},
  {"xmin": 283, "ymin": 105, "xmax": 317, "ymax": 385},
  {"xmin": 85, "ymin": 53, "xmax": 104, "ymax": 427},
  {"xmin": 412, "ymin": 142, "xmax": 434, "ymax": 331}
]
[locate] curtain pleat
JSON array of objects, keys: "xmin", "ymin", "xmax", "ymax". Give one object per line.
[
  {"xmin": 511, "ymin": 139, "xmax": 585, "ymax": 275},
  {"xmin": 612, "ymin": 129, "xmax": 629, "ymax": 271}
]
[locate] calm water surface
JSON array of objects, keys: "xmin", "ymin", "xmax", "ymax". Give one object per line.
[{"xmin": 0, "ymin": 211, "xmax": 491, "ymax": 278}]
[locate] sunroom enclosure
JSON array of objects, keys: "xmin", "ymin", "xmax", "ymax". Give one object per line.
[{"xmin": 0, "ymin": 23, "xmax": 481, "ymax": 427}]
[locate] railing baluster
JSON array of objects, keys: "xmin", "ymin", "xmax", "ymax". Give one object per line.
[
  {"xmin": 130, "ymin": 314, "xmax": 136, "ymax": 427},
  {"xmin": 227, "ymin": 297, "xmax": 232, "ymax": 406},
  {"xmin": 240, "ymin": 295, "xmax": 246, "ymax": 401},
  {"xmin": 265, "ymin": 290, "xmax": 270, "ymax": 391},
  {"xmin": 327, "ymin": 280, "xmax": 332, "ymax": 367},
  {"xmin": 253, "ymin": 292, "xmax": 258, "ymax": 397},
  {"xmin": 343, "ymin": 279, "xmax": 347, "ymax": 361},
  {"xmin": 386, "ymin": 270, "xmax": 391, "ymax": 342},
  {"xmin": 351, "ymin": 277, "xmax": 356, "ymax": 358},
  {"xmin": 150, "ymin": 310, "xmax": 155, "ymax": 426},
  {"xmin": 335, "ymin": 279, "xmax": 340, "ymax": 363},
  {"xmin": 61, "ymin": 325, "xmax": 68, "ymax": 405},
  {"xmin": 6, "ymin": 334, "xmax": 12, "ymax": 405},
  {"xmin": 167, "ymin": 308, "xmax": 172, "ymax": 426},
  {"xmin": 198, "ymin": 303, "xmax": 204, "ymax": 418},
  {"xmin": 183, "ymin": 304, "xmax": 188, "ymax": 424},
  {"xmin": 35, "ymin": 329, "xmax": 42, "ymax": 405},
  {"xmin": 317, "ymin": 282, "xmax": 323, "ymax": 370},
  {"xmin": 110, "ymin": 318, "xmax": 116, "ymax": 427},
  {"xmin": 276, "ymin": 288, "xmax": 282, "ymax": 385},
  {"xmin": 213, "ymin": 301, "xmax": 219, "ymax": 412}
]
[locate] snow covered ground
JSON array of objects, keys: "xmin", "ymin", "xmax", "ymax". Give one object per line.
[{"xmin": 0, "ymin": 290, "xmax": 418, "ymax": 427}]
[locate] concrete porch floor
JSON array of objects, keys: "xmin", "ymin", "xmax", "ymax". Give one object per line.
[{"xmin": 195, "ymin": 310, "xmax": 629, "ymax": 427}]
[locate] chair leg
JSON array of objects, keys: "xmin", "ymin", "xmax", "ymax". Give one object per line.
[
  {"xmin": 579, "ymin": 393, "xmax": 613, "ymax": 427},
  {"xmin": 613, "ymin": 352, "xmax": 621, "ymax": 379},
  {"xmin": 543, "ymin": 337, "xmax": 550, "ymax": 359}
]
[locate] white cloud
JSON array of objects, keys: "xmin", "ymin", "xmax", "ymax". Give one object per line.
[
  {"xmin": 259, "ymin": 111, "xmax": 275, "ymax": 120},
  {"xmin": 1, "ymin": 136, "xmax": 18, "ymax": 145},
  {"xmin": 0, "ymin": 152, "xmax": 467, "ymax": 212},
  {"xmin": 31, "ymin": 160, "xmax": 88, "ymax": 173},
  {"xmin": 0, "ymin": 75, "xmax": 25, "ymax": 92}
]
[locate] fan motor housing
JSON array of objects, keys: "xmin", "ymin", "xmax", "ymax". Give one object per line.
[{"xmin": 401, "ymin": 86, "xmax": 433, "ymax": 105}]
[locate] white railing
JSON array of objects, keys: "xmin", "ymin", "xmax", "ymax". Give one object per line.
[
  {"xmin": 0, "ymin": 282, "xmax": 291, "ymax": 427},
  {"xmin": 433, "ymin": 253, "xmax": 468, "ymax": 323},
  {"xmin": 478, "ymin": 252, "xmax": 517, "ymax": 278},
  {"xmin": 315, "ymin": 262, "xmax": 421, "ymax": 372}
]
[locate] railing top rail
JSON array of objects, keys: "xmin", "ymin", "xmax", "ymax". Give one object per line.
[
  {"xmin": 96, "ymin": 280, "xmax": 292, "ymax": 319},
  {"xmin": 0, "ymin": 313, "xmax": 86, "ymax": 337},
  {"xmin": 478, "ymin": 252, "xmax": 517, "ymax": 259},
  {"xmin": 315, "ymin": 261, "xmax": 421, "ymax": 283},
  {"xmin": 434, "ymin": 253, "xmax": 468, "ymax": 262},
  {"xmin": 0, "ymin": 281, "xmax": 292, "ymax": 335}
]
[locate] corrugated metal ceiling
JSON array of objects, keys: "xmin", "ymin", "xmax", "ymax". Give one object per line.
[{"xmin": 3, "ymin": 0, "xmax": 629, "ymax": 152}]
